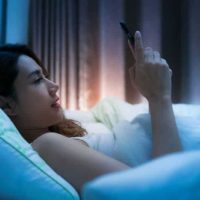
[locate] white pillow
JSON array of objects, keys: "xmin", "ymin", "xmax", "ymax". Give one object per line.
[
  {"xmin": 0, "ymin": 109, "xmax": 79, "ymax": 200},
  {"xmin": 91, "ymin": 96, "xmax": 148, "ymax": 129},
  {"xmin": 91, "ymin": 96, "xmax": 200, "ymax": 129},
  {"xmin": 64, "ymin": 109, "xmax": 96, "ymax": 123},
  {"xmin": 81, "ymin": 122, "xmax": 112, "ymax": 135},
  {"xmin": 112, "ymin": 113, "xmax": 200, "ymax": 167},
  {"xmin": 82, "ymin": 151, "xmax": 200, "ymax": 200}
]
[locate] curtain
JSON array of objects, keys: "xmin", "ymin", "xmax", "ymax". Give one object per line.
[
  {"xmin": 1, "ymin": 0, "xmax": 200, "ymax": 109},
  {"xmin": 29, "ymin": 0, "xmax": 133, "ymax": 110}
]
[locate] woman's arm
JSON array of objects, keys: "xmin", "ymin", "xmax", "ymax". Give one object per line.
[
  {"xmin": 129, "ymin": 31, "xmax": 182, "ymax": 158},
  {"xmin": 149, "ymin": 95, "xmax": 181, "ymax": 158},
  {"xmin": 32, "ymin": 132, "xmax": 129, "ymax": 193}
]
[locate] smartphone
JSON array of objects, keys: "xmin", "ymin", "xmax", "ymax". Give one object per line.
[{"xmin": 120, "ymin": 22, "xmax": 135, "ymax": 47}]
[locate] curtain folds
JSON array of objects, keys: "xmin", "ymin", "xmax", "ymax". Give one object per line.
[
  {"xmin": 29, "ymin": 0, "xmax": 131, "ymax": 110},
  {"xmin": 27, "ymin": 0, "xmax": 200, "ymax": 109}
]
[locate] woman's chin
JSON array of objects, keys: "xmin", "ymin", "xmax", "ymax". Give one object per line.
[{"xmin": 51, "ymin": 107, "xmax": 65, "ymax": 124}]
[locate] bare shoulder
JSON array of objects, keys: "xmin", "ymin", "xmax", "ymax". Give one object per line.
[
  {"xmin": 32, "ymin": 132, "xmax": 88, "ymax": 152},
  {"xmin": 32, "ymin": 132, "xmax": 60, "ymax": 145},
  {"xmin": 31, "ymin": 133, "xmax": 128, "ymax": 192}
]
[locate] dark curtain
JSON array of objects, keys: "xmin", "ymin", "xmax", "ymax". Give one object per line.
[
  {"xmin": 29, "ymin": 0, "xmax": 126, "ymax": 110},
  {"xmin": 27, "ymin": 0, "xmax": 200, "ymax": 109}
]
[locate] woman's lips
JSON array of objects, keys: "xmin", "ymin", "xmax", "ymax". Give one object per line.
[
  {"xmin": 51, "ymin": 98, "xmax": 61, "ymax": 108},
  {"xmin": 51, "ymin": 102, "xmax": 61, "ymax": 108}
]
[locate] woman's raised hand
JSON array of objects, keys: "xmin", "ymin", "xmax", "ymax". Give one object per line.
[
  {"xmin": 129, "ymin": 32, "xmax": 182, "ymax": 157},
  {"xmin": 129, "ymin": 31, "xmax": 172, "ymax": 102}
]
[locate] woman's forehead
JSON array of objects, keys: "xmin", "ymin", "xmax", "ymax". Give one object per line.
[{"xmin": 17, "ymin": 55, "xmax": 42, "ymax": 76}]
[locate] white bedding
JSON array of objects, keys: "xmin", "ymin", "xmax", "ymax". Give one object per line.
[{"xmin": 74, "ymin": 97, "xmax": 200, "ymax": 167}]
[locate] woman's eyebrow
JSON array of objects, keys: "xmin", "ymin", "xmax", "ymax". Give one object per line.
[{"xmin": 27, "ymin": 70, "xmax": 42, "ymax": 79}]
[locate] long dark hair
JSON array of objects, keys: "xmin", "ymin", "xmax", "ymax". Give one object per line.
[{"xmin": 0, "ymin": 44, "xmax": 86, "ymax": 137}]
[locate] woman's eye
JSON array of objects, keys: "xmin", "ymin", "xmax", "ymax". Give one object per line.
[{"xmin": 34, "ymin": 77, "xmax": 44, "ymax": 84}]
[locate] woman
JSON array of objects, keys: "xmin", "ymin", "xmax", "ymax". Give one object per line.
[{"xmin": 0, "ymin": 31, "xmax": 181, "ymax": 193}]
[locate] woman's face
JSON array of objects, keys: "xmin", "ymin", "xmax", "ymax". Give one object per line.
[{"xmin": 12, "ymin": 55, "xmax": 64, "ymax": 129}]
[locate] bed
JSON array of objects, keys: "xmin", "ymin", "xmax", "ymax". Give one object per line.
[{"xmin": 1, "ymin": 96, "xmax": 200, "ymax": 200}]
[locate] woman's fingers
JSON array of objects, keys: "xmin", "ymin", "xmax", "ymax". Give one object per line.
[
  {"xmin": 134, "ymin": 31, "xmax": 144, "ymax": 64},
  {"xmin": 129, "ymin": 31, "xmax": 172, "ymax": 100},
  {"xmin": 161, "ymin": 58, "xmax": 172, "ymax": 76},
  {"xmin": 154, "ymin": 51, "xmax": 161, "ymax": 62},
  {"xmin": 144, "ymin": 47, "xmax": 153, "ymax": 62},
  {"xmin": 160, "ymin": 58, "xmax": 168, "ymax": 65},
  {"xmin": 128, "ymin": 40, "xmax": 136, "ymax": 63}
]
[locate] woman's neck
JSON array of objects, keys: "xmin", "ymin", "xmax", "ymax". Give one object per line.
[
  {"xmin": 10, "ymin": 117, "xmax": 50, "ymax": 143},
  {"xmin": 19, "ymin": 127, "xmax": 49, "ymax": 143}
]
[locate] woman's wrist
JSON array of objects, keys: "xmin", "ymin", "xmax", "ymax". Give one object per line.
[{"xmin": 148, "ymin": 94, "xmax": 172, "ymax": 107}]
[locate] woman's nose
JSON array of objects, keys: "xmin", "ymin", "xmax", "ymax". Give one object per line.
[{"xmin": 49, "ymin": 81, "xmax": 59, "ymax": 96}]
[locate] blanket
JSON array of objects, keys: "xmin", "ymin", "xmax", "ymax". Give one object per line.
[{"xmin": 89, "ymin": 97, "xmax": 200, "ymax": 167}]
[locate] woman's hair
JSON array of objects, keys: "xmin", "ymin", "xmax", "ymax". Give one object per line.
[{"xmin": 0, "ymin": 44, "xmax": 86, "ymax": 137}]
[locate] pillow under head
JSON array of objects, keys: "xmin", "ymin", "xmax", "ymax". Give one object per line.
[{"xmin": 0, "ymin": 109, "xmax": 79, "ymax": 200}]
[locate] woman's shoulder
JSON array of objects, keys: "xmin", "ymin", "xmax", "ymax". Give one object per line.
[
  {"xmin": 33, "ymin": 131, "xmax": 64, "ymax": 142},
  {"xmin": 32, "ymin": 132, "xmax": 88, "ymax": 152},
  {"xmin": 32, "ymin": 132, "xmax": 70, "ymax": 150}
]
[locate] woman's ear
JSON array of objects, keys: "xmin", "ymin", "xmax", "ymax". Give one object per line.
[{"xmin": 0, "ymin": 96, "xmax": 17, "ymax": 116}]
